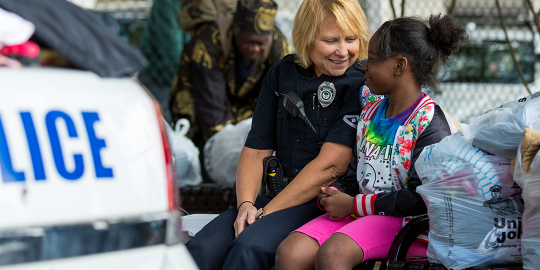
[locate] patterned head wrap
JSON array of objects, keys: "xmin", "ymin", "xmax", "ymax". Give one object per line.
[{"xmin": 233, "ymin": 0, "xmax": 277, "ymax": 34}]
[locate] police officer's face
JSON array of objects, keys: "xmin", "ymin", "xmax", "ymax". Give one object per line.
[
  {"xmin": 309, "ymin": 15, "xmax": 359, "ymax": 77},
  {"xmin": 235, "ymin": 31, "xmax": 272, "ymax": 61}
]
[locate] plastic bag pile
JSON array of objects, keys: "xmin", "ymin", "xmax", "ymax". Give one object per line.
[
  {"xmin": 165, "ymin": 117, "xmax": 252, "ymax": 189},
  {"xmin": 416, "ymin": 92, "xmax": 540, "ymax": 269},
  {"xmin": 165, "ymin": 119, "xmax": 202, "ymax": 187},
  {"xmin": 203, "ymin": 118, "xmax": 252, "ymax": 188}
]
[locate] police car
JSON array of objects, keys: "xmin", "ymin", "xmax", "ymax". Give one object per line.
[{"xmin": 0, "ymin": 68, "xmax": 198, "ymax": 269}]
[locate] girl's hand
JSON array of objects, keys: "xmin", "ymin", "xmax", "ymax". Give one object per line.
[{"xmin": 319, "ymin": 187, "xmax": 355, "ymax": 221}]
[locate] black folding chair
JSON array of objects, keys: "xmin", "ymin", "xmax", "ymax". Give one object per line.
[{"xmin": 354, "ymin": 215, "xmax": 524, "ymax": 270}]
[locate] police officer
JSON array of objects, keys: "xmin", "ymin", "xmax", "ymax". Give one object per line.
[
  {"xmin": 168, "ymin": 0, "xmax": 291, "ymax": 141},
  {"xmin": 488, "ymin": 185, "xmax": 504, "ymax": 203},
  {"xmin": 185, "ymin": 0, "xmax": 370, "ymax": 268}
]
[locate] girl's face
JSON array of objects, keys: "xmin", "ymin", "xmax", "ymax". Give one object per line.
[
  {"xmin": 309, "ymin": 15, "xmax": 359, "ymax": 77},
  {"xmin": 361, "ymin": 31, "xmax": 398, "ymax": 95}
]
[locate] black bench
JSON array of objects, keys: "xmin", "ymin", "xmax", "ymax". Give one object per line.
[{"xmin": 180, "ymin": 184, "xmax": 237, "ymax": 214}]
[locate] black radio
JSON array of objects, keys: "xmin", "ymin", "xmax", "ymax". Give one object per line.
[{"xmin": 260, "ymin": 156, "xmax": 289, "ymax": 197}]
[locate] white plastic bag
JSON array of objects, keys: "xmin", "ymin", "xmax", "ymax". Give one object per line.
[
  {"xmin": 421, "ymin": 195, "xmax": 523, "ymax": 269},
  {"xmin": 518, "ymin": 200, "xmax": 540, "ymax": 270},
  {"xmin": 513, "ymin": 137, "xmax": 540, "ymax": 270},
  {"xmin": 460, "ymin": 92, "xmax": 540, "ymax": 159},
  {"xmin": 416, "ymin": 133, "xmax": 524, "ymax": 269},
  {"xmin": 204, "ymin": 118, "xmax": 252, "ymax": 188},
  {"xmin": 416, "ymin": 133, "xmax": 517, "ymax": 206},
  {"xmin": 513, "ymin": 132, "xmax": 540, "ymax": 208},
  {"xmin": 165, "ymin": 119, "xmax": 202, "ymax": 187}
]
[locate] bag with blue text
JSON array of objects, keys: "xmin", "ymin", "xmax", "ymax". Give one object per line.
[{"xmin": 416, "ymin": 133, "xmax": 523, "ymax": 269}]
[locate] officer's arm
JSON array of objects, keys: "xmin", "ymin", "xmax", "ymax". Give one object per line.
[
  {"xmin": 262, "ymin": 142, "xmax": 352, "ymax": 215},
  {"xmin": 234, "ymin": 146, "xmax": 274, "ymax": 236},
  {"xmin": 259, "ymin": 64, "xmax": 361, "ymax": 215}
]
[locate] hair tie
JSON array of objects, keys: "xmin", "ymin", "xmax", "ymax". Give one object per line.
[{"xmin": 237, "ymin": 201, "xmax": 254, "ymax": 209}]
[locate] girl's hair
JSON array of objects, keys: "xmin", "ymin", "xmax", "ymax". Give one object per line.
[
  {"xmin": 376, "ymin": 14, "xmax": 468, "ymax": 91},
  {"xmin": 292, "ymin": 0, "xmax": 370, "ymax": 69}
]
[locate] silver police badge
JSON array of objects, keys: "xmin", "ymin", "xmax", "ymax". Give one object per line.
[{"xmin": 318, "ymin": 81, "xmax": 336, "ymax": 108}]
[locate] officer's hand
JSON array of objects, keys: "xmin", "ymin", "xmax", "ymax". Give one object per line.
[
  {"xmin": 318, "ymin": 187, "xmax": 338, "ymax": 204},
  {"xmin": 234, "ymin": 203, "xmax": 257, "ymax": 237},
  {"xmin": 319, "ymin": 188, "xmax": 355, "ymax": 221},
  {"xmin": 318, "ymin": 187, "xmax": 333, "ymax": 202}
]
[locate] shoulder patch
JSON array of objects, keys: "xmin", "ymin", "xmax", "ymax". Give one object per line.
[
  {"xmin": 343, "ymin": 114, "xmax": 359, "ymax": 129},
  {"xmin": 354, "ymin": 59, "xmax": 366, "ymax": 71}
]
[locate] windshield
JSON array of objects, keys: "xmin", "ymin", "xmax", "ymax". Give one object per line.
[{"xmin": 441, "ymin": 39, "xmax": 535, "ymax": 84}]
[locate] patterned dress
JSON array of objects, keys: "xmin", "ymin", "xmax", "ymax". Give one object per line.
[{"xmin": 168, "ymin": 22, "xmax": 291, "ymax": 140}]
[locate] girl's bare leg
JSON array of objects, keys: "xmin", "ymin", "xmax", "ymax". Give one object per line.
[
  {"xmin": 315, "ymin": 233, "xmax": 364, "ymax": 270},
  {"xmin": 275, "ymin": 232, "xmax": 320, "ymax": 270}
]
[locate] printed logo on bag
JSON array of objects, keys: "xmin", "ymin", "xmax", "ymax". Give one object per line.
[
  {"xmin": 482, "ymin": 186, "xmax": 525, "ymax": 216},
  {"xmin": 480, "ymin": 217, "xmax": 522, "ymax": 251}
]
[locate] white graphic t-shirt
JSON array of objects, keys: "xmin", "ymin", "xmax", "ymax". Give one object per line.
[{"xmin": 358, "ymin": 94, "xmax": 424, "ymax": 194}]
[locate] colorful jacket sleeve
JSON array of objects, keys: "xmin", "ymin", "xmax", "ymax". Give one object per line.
[{"xmin": 355, "ymin": 105, "xmax": 451, "ymax": 217}]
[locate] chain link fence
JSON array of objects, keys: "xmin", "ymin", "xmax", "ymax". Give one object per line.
[{"xmin": 73, "ymin": 0, "xmax": 540, "ymax": 123}]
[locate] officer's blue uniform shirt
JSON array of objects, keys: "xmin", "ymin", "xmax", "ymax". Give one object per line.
[{"xmin": 245, "ymin": 54, "xmax": 365, "ymax": 178}]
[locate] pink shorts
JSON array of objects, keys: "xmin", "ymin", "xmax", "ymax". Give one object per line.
[{"xmin": 293, "ymin": 214, "xmax": 427, "ymax": 262}]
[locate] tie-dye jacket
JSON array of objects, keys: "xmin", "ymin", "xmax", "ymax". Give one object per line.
[{"xmin": 323, "ymin": 94, "xmax": 451, "ymax": 217}]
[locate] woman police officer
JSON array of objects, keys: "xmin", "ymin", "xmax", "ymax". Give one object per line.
[{"xmin": 185, "ymin": 0, "xmax": 370, "ymax": 269}]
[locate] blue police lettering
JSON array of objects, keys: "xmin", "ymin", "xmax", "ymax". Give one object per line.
[
  {"xmin": 21, "ymin": 112, "xmax": 46, "ymax": 180},
  {"xmin": 0, "ymin": 114, "xmax": 25, "ymax": 182},
  {"xmin": 0, "ymin": 111, "xmax": 113, "ymax": 182},
  {"xmin": 82, "ymin": 112, "xmax": 113, "ymax": 178},
  {"xmin": 46, "ymin": 111, "xmax": 85, "ymax": 180}
]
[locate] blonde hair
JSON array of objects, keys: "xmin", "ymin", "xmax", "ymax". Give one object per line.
[{"xmin": 292, "ymin": 0, "xmax": 369, "ymax": 69}]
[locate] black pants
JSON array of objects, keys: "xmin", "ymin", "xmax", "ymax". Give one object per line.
[{"xmin": 186, "ymin": 195, "xmax": 324, "ymax": 270}]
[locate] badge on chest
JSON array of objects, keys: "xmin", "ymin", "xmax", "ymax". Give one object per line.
[{"xmin": 318, "ymin": 81, "xmax": 335, "ymax": 108}]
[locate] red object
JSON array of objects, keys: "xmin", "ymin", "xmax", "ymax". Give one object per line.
[
  {"xmin": 153, "ymin": 99, "xmax": 180, "ymax": 211},
  {"xmin": 0, "ymin": 40, "xmax": 40, "ymax": 58}
]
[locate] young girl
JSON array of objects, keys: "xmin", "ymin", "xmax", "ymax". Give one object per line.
[{"xmin": 274, "ymin": 14, "xmax": 468, "ymax": 270}]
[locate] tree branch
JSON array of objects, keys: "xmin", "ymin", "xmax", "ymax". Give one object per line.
[
  {"xmin": 448, "ymin": 0, "xmax": 458, "ymax": 16},
  {"xmin": 495, "ymin": 0, "xmax": 532, "ymax": 95},
  {"xmin": 526, "ymin": 0, "xmax": 540, "ymax": 34},
  {"xmin": 401, "ymin": 0, "xmax": 406, "ymax": 17},
  {"xmin": 389, "ymin": 0, "xmax": 397, "ymax": 19}
]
